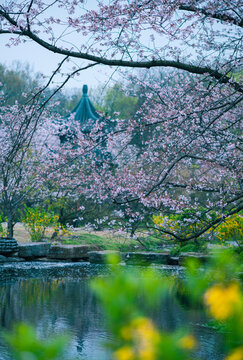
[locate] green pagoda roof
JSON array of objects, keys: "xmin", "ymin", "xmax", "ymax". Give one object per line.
[
  {"xmin": 59, "ymin": 84, "xmax": 100, "ymax": 142},
  {"xmin": 67, "ymin": 84, "xmax": 100, "ymax": 130}
]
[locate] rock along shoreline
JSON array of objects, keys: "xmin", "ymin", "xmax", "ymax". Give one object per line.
[{"xmin": 0, "ymin": 242, "xmax": 210, "ymax": 267}]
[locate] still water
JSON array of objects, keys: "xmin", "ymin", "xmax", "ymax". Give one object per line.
[{"xmin": 0, "ymin": 262, "xmax": 223, "ymax": 359}]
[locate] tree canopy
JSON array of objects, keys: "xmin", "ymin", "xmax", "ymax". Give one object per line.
[{"xmin": 0, "ymin": 0, "xmax": 242, "ymax": 241}]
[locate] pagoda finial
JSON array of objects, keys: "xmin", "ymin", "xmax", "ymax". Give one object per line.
[{"xmin": 83, "ymin": 84, "xmax": 88, "ymax": 95}]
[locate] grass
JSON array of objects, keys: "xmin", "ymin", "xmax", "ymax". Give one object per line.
[
  {"xmin": 9, "ymin": 223, "xmax": 236, "ymax": 253},
  {"xmin": 59, "ymin": 232, "xmax": 167, "ymax": 252},
  {"xmin": 61, "ymin": 233, "xmax": 138, "ymax": 251},
  {"xmin": 9, "ymin": 223, "xmax": 164, "ymax": 252}
]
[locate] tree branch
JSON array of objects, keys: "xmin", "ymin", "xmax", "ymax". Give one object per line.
[
  {"xmin": 0, "ymin": 9, "xmax": 242, "ymax": 93},
  {"xmin": 151, "ymin": 199, "xmax": 243, "ymax": 243},
  {"xmin": 179, "ymin": 4, "xmax": 243, "ymax": 28}
]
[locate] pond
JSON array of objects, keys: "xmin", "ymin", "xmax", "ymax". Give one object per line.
[{"xmin": 0, "ymin": 262, "xmax": 223, "ymax": 360}]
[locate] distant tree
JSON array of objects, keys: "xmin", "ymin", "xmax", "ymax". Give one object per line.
[
  {"xmin": 0, "ymin": 63, "xmax": 41, "ymax": 105},
  {"xmin": 103, "ymin": 83, "xmax": 138, "ymax": 119}
]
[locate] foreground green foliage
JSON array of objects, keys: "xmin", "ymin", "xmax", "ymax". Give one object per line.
[
  {"xmin": 92, "ymin": 251, "xmax": 243, "ymax": 360},
  {"xmin": 3, "ymin": 323, "xmax": 69, "ymax": 360}
]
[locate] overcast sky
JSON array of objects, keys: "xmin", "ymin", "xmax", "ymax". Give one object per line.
[
  {"xmin": 0, "ymin": 1, "xmax": 232, "ymax": 94},
  {"xmin": 0, "ymin": 32, "xmax": 118, "ymax": 91},
  {"xmin": 0, "ymin": 0, "xmax": 154, "ymax": 92}
]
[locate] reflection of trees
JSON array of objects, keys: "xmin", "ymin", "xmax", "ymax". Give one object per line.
[
  {"xmin": 0, "ymin": 278, "xmax": 104, "ymax": 357},
  {"xmin": 0, "ymin": 272, "xmax": 223, "ymax": 360},
  {"xmin": 0, "ymin": 277, "xmax": 187, "ymax": 333}
]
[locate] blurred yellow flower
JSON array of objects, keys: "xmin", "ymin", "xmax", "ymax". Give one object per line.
[
  {"xmin": 204, "ymin": 282, "xmax": 241, "ymax": 320},
  {"xmin": 178, "ymin": 335, "xmax": 196, "ymax": 350},
  {"xmin": 118, "ymin": 317, "xmax": 160, "ymax": 360},
  {"xmin": 114, "ymin": 346, "xmax": 135, "ymax": 360},
  {"xmin": 225, "ymin": 347, "xmax": 243, "ymax": 360}
]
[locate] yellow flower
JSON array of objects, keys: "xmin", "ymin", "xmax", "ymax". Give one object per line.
[
  {"xmin": 178, "ymin": 335, "xmax": 196, "ymax": 350},
  {"xmin": 225, "ymin": 347, "xmax": 243, "ymax": 360},
  {"xmin": 204, "ymin": 283, "xmax": 242, "ymax": 321},
  {"xmin": 114, "ymin": 346, "xmax": 135, "ymax": 360}
]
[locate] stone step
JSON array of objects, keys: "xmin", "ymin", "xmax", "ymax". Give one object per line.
[
  {"xmin": 0, "ymin": 254, "xmax": 25, "ymax": 262},
  {"xmin": 18, "ymin": 242, "xmax": 51, "ymax": 259},
  {"xmin": 48, "ymin": 245, "xmax": 95, "ymax": 260},
  {"xmin": 124, "ymin": 252, "xmax": 170, "ymax": 265},
  {"xmin": 179, "ymin": 252, "xmax": 210, "ymax": 266},
  {"xmin": 88, "ymin": 250, "xmax": 120, "ymax": 264}
]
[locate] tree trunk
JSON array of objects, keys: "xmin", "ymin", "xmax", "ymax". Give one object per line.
[
  {"xmin": 7, "ymin": 211, "xmax": 14, "ymax": 238},
  {"xmin": 59, "ymin": 207, "xmax": 65, "ymax": 225}
]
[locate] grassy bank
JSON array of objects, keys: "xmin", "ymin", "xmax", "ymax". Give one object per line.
[{"xmin": 9, "ymin": 223, "xmax": 163, "ymax": 252}]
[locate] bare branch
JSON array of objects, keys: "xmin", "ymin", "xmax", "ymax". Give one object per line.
[
  {"xmin": 179, "ymin": 4, "xmax": 243, "ymax": 28},
  {"xmin": 0, "ymin": 9, "xmax": 242, "ymax": 93}
]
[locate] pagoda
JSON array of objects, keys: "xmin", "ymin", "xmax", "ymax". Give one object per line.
[
  {"xmin": 59, "ymin": 84, "xmax": 100, "ymax": 143},
  {"xmin": 58, "ymin": 84, "xmax": 114, "ymax": 166}
]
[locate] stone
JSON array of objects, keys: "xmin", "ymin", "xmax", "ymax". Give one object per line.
[
  {"xmin": 4, "ymin": 257, "xmax": 25, "ymax": 262},
  {"xmin": 88, "ymin": 250, "xmax": 120, "ymax": 264},
  {"xmin": 0, "ymin": 255, "xmax": 25, "ymax": 262},
  {"xmin": 18, "ymin": 242, "xmax": 51, "ymax": 259},
  {"xmin": 0, "ymin": 237, "xmax": 18, "ymax": 255},
  {"xmin": 0, "ymin": 254, "xmax": 7, "ymax": 262},
  {"xmin": 179, "ymin": 252, "xmax": 210, "ymax": 266},
  {"xmin": 48, "ymin": 245, "xmax": 94, "ymax": 260},
  {"xmin": 168, "ymin": 256, "xmax": 179, "ymax": 265},
  {"xmin": 123, "ymin": 252, "xmax": 169, "ymax": 265},
  {"xmin": 35, "ymin": 257, "xmax": 70, "ymax": 262}
]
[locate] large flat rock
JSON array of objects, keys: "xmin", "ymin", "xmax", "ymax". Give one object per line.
[
  {"xmin": 48, "ymin": 245, "xmax": 94, "ymax": 260},
  {"xmin": 124, "ymin": 252, "xmax": 170, "ymax": 265},
  {"xmin": 168, "ymin": 256, "xmax": 179, "ymax": 265},
  {"xmin": 88, "ymin": 250, "xmax": 120, "ymax": 264},
  {"xmin": 179, "ymin": 252, "xmax": 210, "ymax": 266},
  {"xmin": 0, "ymin": 254, "xmax": 25, "ymax": 262},
  {"xmin": 18, "ymin": 242, "xmax": 51, "ymax": 259}
]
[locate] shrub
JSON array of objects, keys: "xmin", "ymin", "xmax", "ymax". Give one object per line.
[
  {"xmin": 170, "ymin": 245, "xmax": 181, "ymax": 256},
  {"xmin": 153, "ymin": 207, "xmax": 218, "ymax": 242},
  {"xmin": 170, "ymin": 241, "xmax": 207, "ymax": 256},
  {"xmin": 92, "ymin": 251, "xmax": 243, "ymax": 360},
  {"xmin": 22, "ymin": 206, "xmax": 59, "ymax": 242},
  {"xmin": 216, "ymin": 214, "xmax": 243, "ymax": 247},
  {"xmin": 0, "ymin": 212, "xmax": 7, "ymax": 237}
]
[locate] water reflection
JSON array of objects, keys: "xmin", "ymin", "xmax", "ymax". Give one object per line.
[
  {"xmin": 0, "ymin": 264, "xmax": 223, "ymax": 360},
  {"xmin": 0, "ymin": 277, "xmax": 110, "ymax": 359}
]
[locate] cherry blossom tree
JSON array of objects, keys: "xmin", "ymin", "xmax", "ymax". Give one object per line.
[
  {"xmin": 0, "ymin": 0, "xmax": 242, "ymax": 241},
  {"xmin": 50, "ymin": 68, "xmax": 241, "ymax": 241},
  {"xmin": 0, "ymin": 100, "xmax": 58, "ymax": 237}
]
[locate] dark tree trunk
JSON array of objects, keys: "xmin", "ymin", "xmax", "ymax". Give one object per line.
[{"xmin": 7, "ymin": 211, "xmax": 14, "ymax": 238}]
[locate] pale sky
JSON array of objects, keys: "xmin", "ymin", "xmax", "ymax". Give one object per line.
[
  {"xmin": 0, "ymin": 1, "xmax": 234, "ymax": 92},
  {"xmin": 0, "ymin": 0, "xmax": 157, "ymax": 91},
  {"xmin": 0, "ymin": 34, "xmax": 117, "ymax": 91}
]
